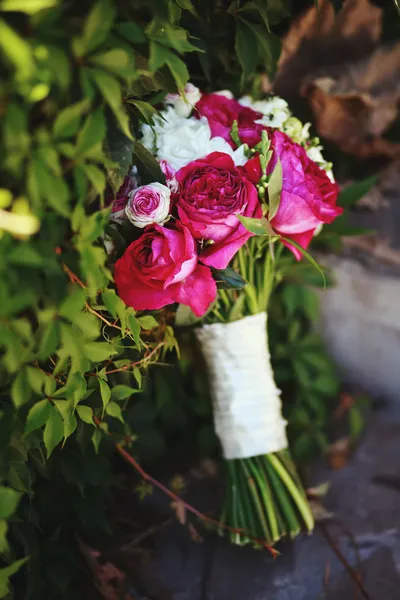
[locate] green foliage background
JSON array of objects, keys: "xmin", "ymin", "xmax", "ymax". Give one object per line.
[{"xmin": 0, "ymin": 0, "xmax": 294, "ymax": 597}]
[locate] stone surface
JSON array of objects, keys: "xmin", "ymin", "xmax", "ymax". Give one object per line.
[
  {"xmin": 138, "ymin": 415, "xmax": 400, "ymax": 599},
  {"xmin": 318, "ymin": 256, "xmax": 400, "ymax": 409}
]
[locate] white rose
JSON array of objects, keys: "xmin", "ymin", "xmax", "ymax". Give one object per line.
[
  {"xmin": 239, "ymin": 95, "xmax": 291, "ymax": 128},
  {"xmin": 213, "ymin": 90, "xmax": 234, "ymax": 99},
  {"xmin": 165, "ymin": 83, "xmax": 201, "ymax": 117},
  {"xmin": 125, "ymin": 183, "xmax": 171, "ymax": 228},
  {"xmin": 306, "ymin": 145, "xmax": 335, "ymax": 182},
  {"xmin": 141, "ymin": 107, "xmax": 249, "ymax": 171}
]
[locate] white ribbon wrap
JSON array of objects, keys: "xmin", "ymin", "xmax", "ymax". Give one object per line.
[{"xmin": 195, "ymin": 312, "xmax": 287, "ymax": 460}]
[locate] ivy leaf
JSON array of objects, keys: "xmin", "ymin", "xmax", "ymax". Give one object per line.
[
  {"xmin": 0, "ymin": 486, "xmax": 21, "ymax": 519},
  {"xmin": 175, "ymin": 303, "xmax": 203, "ymax": 327},
  {"xmin": 43, "ymin": 406, "xmax": 64, "ymax": 457},
  {"xmin": 25, "ymin": 399, "xmax": 52, "ymax": 434},
  {"xmin": 38, "ymin": 321, "xmax": 59, "ymax": 360},
  {"xmin": 0, "ymin": 0, "xmax": 58, "ymax": 13},
  {"xmin": 75, "ymin": 107, "xmax": 106, "ymax": 156},
  {"xmin": 105, "ymin": 401, "xmax": 123, "ymax": 422},
  {"xmin": 84, "ymin": 342, "xmax": 117, "ymax": 362},
  {"xmin": 99, "ymin": 378, "xmax": 111, "ymax": 411},
  {"xmin": 91, "ymin": 428, "xmax": 102, "ymax": 453},
  {"xmin": 0, "ymin": 557, "xmax": 29, "ymax": 599},
  {"xmin": 133, "ymin": 141, "xmax": 165, "ymax": 183},
  {"xmin": 90, "ymin": 48, "xmax": 135, "ymax": 78},
  {"xmin": 114, "ymin": 21, "xmax": 146, "ymax": 44},
  {"xmin": 76, "ymin": 405, "xmax": 94, "ymax": 425},
  {"xmin": 267, "ymin": 158, "xmax": 282, "ymax": 220},
  {"xmin": 127, "ymin": 310, "xmax": 141, "ymax": 346},
  {"xmin": 53, "ymin": 99, "xmax": 90, "ymax": 139},
  {"xmin": 77, "ymin": 0, "xmax": 116, "ymax": 56},
  {"xmin": 103, "ymin": 113, "xmax": 134, "ymax": 196},
  {"xmin": 11, "ymin": 370, "xmax": 31, "ymax": 408},
  {"xmin": 137, "ymin": 315, "xmax": 158, "ymax": 330},
  {"xmin": 90, "ymin": 69, "xmax": 133, "ymax": 140},
  {"xmin": 111, "ymin": 385, "xmax": 137, "ymax": 400},
  {"xmin": 59, "ymin": 290, "xmax": 86, "ymax": 320},
  {"xmin": 125, "ymin": 99, "xmax": 159, "ymax": 125},
  {"xmin": 235, "ymin": 19, "xmax": 259, "ymax": 81}
]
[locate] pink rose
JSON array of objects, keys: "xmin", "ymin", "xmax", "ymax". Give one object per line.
[
  {"xmin": 195, "ymin": 94, "xmax": 263, "ymax": 148},
  {"xmin": 243, "ymin": 129, "xmax": 342, "ymax": 259},
  {"xmin": 175, "ymin": 152, "xmax": 261, "ymax": 269},
  {"xmin": 110, "ymin": 176, "xmax": 137, "ymax": 214},
  {"xmin": 114, "ymin": 225, "xmax": 216, "ymax": 316},
  {"xmin": 125, "ymin": 183, "xmax": 171, "ymax": 228}
]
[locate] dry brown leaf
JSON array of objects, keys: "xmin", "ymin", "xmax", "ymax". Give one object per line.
[
  {"xmin": 309, "ymin": 499, "xmax": 335, "ymax": 523},
  {"xmin": 327, "ymin": 437, "xmax": 352, "ymax": 470},
  {"xmin": 171, "ymin": 499, "xmax": 187, "ymax": 525},
  {"xmin": 78, "ymin": 538, "xmax": 135, "ymax": 600},
  {"xmin": 274, "ymin": 0, "xmax": 400, "ymax": 160}
]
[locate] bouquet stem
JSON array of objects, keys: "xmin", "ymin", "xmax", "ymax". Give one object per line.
[{"xmin": 221, "ymin": 451, "xmax": 313, "ymax": 545}]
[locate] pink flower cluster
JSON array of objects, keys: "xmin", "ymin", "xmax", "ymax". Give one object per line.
[{"xmin": 114, "ymin": 92, "xmax": 342, "ymax": 316}]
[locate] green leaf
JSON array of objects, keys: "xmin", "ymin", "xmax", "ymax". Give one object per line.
[
  {"xmin": 76, "ymin": 107, "xmax": 106, "ymax": 156},
  {"xmin": 76, "ymin": 405, "xmax": 94, "ymax": 425},
  {"xmin": 114, "ymin": 21, "xmax": 146, "ymax": 44},
  {"xmin": 104, "ymin": 114, "xmax": 134, "ymax": 196},
  {"xmin": 90, "ymin": 69, "xmax": 133, "ymax": 140},
  {"xmin": 53, "ymin": 99, "xmax": 90, "ymax": 139},
  {"xmin": 0, "ymin": 18, "xmax": 34, "ymax": 80},
  {"xmin": 133, "ymin": 141, "xmax": 165, "ymax": 183},
  {"xmin": 125, "ymin": 99, "xmax": 159, "ymax": 124},
  {"xmin": 11, "ymin": 370, "xmax": 31, "ymax": 408},
  {"xmin": 38, "ymin": 321, "xmax": 59, "ymax": 360},
  {"xmin": 175, "ymin": 303, "xmax": 203, "ymax": 327},
  {"xmin": 237, "ymin": 215, "xmax": 278, "ymax": 237},
  {"xmin": 0, "ymin": 520, "xmax": 8, "ymax": 554},
  {"xmin": 338, "ymin": 176, "xmax": 377, "ymax": 208},
  {"xmin": 99, "ymin": 378, "xmax": 111, "ymax": 411},
  {"xmin": 25, "ymin": 399, "xmax": 52, "ymax": 434},
  {"xmin": 235, "ymin": 19, "xmax": 259, "ymax": 81},
  {"xmin": 212, "ymin": 267, "xmax": 247, "ymax": 290},
  {"xmin": 78, "ymin": 0, "xmax": 116, "ymax": 56},
  {"xmin": 0, "ymin": 0, "xmax": 57, "ymax": 12},
  {"xmin": 137, "ymin": 315, "xmax": 158, "ymax": 330},
  {"xmin": 127, "ymin": 310, "xmax": 141, "ymax": 346},
  {"xmin": 0, "ymin": 557, "xmax": 29, "ymax": 599},
  {"xmin": 90, "ymin": 48, "xmax": 135, "ymax": 77},
  {"xmin": 91, "ymin": 428, "xmax": 102, "ymax": 453},
  {"xmin": 105, "ymin": 401, "xmax": 123, "ymax": 422},
  {"xmin": 59, "ymin": 290, "xmax": 86, "ymax": 320},
  {"xmin": 267, "ymin": 159, "xmax": 282, "ymax": 220},
  {"xmin": 0, "ymin": 486, "xmax": 21, "ymax": 519},
  {"xmin": 165, "ymin": 52, "xmax": 189, "ymax": 92},
  {"xmin": 281, "ymin": 237, "xmax": 326, "ymax": 288},
  {"xmin": 149, "ymin": 41, "xmax": 169, "ymax": 72},
  {"xmin": 81, "ymin": 163, "xmax": 106, "ymax": 196},
  {"xmin": 84, "ymin": 342, "xmax": 117, "ymax": 362},
  {"xmin": 43, "ymin": 406, "xmax": 64, "ymax": 457},
  {"xmin": 111, "ymin": 385, "xmax": 136, "ymax": 400}
]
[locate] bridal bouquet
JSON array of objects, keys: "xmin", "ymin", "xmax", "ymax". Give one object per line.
[{"xmin": 111, "ymin": 84, "xmax": 343, "ymax": 546}]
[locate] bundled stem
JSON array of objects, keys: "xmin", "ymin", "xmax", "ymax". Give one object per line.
[{"xmin": 205, "ymin": 239, "xmax": 314, "ymax": 546}]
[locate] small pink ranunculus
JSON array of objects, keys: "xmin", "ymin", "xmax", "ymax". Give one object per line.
[
  {"xmin": 243, "ymin": 129, "xmax": 342, "ymax": 259},
  {"xmin": 114, "ymin": 225, "xmax": 217, "ymax": 316},
  {"xmin": 125, "ymin": 183, "xmax": 171, "ymax": 229},
  {"xmin": 175, "ymin": 152, "xmax": 261, "ymax": 269},
  {"xmin": 195, "ymin": 94, "xmax": 264, "ymax": 148}
]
